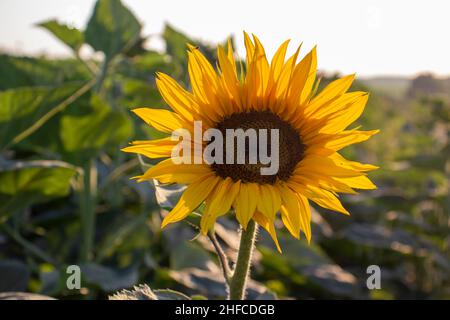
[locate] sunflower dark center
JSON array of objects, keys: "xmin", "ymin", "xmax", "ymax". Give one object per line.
[{"xmin": 210, "ymin": 110, "xmax": 305, "ymax": 184}]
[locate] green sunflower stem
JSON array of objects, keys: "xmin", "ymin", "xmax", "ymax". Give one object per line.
[
  {"xmin": 80, "ymin": 159, "xmax": 97, "ymax": 262},
  {"xmin": 208, "ymin": 231, "xmax": 232, "ymax": 283},
  {"xmin": 228, "ymin": 220, "xmax": 257, "ymax": 300}
]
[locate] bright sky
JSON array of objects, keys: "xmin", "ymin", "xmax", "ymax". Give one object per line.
[{"xmin": 1, "ymin": 0, "xmax": 449, "ymax": 77}]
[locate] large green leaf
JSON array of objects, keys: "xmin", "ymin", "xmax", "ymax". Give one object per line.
[
  {"xmin": 0, "ymin": 160, "xmax": 76, "ymax": 220},
  {"xmin": 115, "ymin": 51, "xmax": 174, "ymax": 82},
  {"xmin": 60, "ymin": 94, "xmax": 133, "ymax": 164},
  {"xmin": 120, "ymin": 78, "xmax": 163, "ymax": 107},
  {"xmin": 38, "ymin": 20, "xmax": 84, "ymax": 52},
  {"xmin": 0, "ymin": 84, "xmax": 85, "ymax": 150},
  {"xmin": 85, "ymin": 0, "xmax": 141, "ymax": 60},
  {"xmin": 0, "ymin": 55, "xmax": 90, "ymax": 90},
  {"xmin": 162, "ymin": 23, "xmax": 220, "ymax": 64},
  {"xmin": 162, "ymin": 24, "xmax": 227, "ymax": 80},
  {"xmin": 163, "ymin": 24, "xmax": 193, "ymax": 65}
]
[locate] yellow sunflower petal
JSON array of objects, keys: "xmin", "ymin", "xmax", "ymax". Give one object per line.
[
  {"xmin": 200, "ymin": 178, "xmax": 241, "ymax": 234},
  {"xmin": 226, "ymin": 39, "xmax": 237, "ymax": 76},
  {"xmin": 295, "ymin": 154, "xmax": 363, "ymax": 178},
  {"xmin": 253, "ymin": 211, "xmax": 282, "ymax": 253},
  {"xmin": 287, "ymin": 46, "xmax": 317, "ymax": 106},
  {"xmin": 233, "ymin": 182, "xmax": 258, "ymax": 229},
  {"xmin": 271, "ymin": 45, "xmax": 301, "ymax": 114},
  {"xmin": 279, "ymin": 183, "xmax": 312, "ymax": 240},
  {"xmin": 243, "ymin": 32, "xmax": 264, "ymax": 109},
  {"xmin": 251, "ymin": 34, "xmax": 270, "ymax": 105},
  {"xmin": 295, "ymin": 193, "xmax": 312, "ymax": 242},
  {"xmin": 312, "ymin": 91, "xmax": 367, "ymax": 119},
  {"xmin": 132, "ymin": 108, "xmax": 189, "ymax": 133},
  {"xmin": 138, "ymin": 158, "xmax": 212, "ymax": 184},
  {"xmin": 319, "ymin": 96, "xmax": 370, "ymax": 134},
  {"xmin": 288, "ymin": 180, "xmax": 349, "ymax": 215},
  {"xmin": 121, "ymin": 137, "xmax": 176, "ymax": 159},
  {"xmin": 217, "ymin": 45, "xmax": 240, "ymax": 105},
  {"xmin": 269, "ymin": 39, "xmax": 290, "ymax": 87},
  {"xmin": 334, "ymin": 175, "xmax": 377, "ymax": 190},
  {"xmin": 329, "ymin": 152, "xmax": 379, "ymax": 172},
  {"xmin": 256, "ymin": 184, "xmax": 282, "ymax": 221},
  {"xmin": 187, "ymin": 44, "xmax": 218, "ymax": 83},
  {"xmin": 155, "ymin": 72, "xmax": 199, "ymax": 122},
  {"xmin": 187, "ymin": 50, "xmax": 208, "ymax": 104},
  {"xmin": 187, "ymin": 45, "xmax": 221, "ymax": 106},
  {"xmin": 291, "ymin": 172, "xmax": 357, "ymax": 194},
  {"xmin": 306, "ymin": 129, "xmax": 379, "ymax": 151},
  {"xmin": 161, "ymin": 175, "xmax": 220, "ymax": 228},
  {"xmin": 304, "ymin": 74, "xmax": 355, "ymax": 117},
  {"xmin": 243, "ymin": 31, "xmax": 255, "ymax": 64}
]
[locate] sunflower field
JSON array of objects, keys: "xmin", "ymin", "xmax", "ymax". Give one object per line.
[{"xmin": 0, "ymin": 0, "xmax": 449, "ymax": 300}]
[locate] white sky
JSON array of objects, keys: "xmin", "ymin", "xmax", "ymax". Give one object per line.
[{"xmin": 0, "ymin": 0, "xmax": 449, "ymax": 77}]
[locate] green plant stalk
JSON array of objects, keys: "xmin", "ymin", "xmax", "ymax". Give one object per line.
[
  {"xmin": 79, "ymin": 52, "xmax": 107, "ymax": 262},
  {"xmin": 208, "ymin": 231, "xmax": 231, "ymax": 284},
  {"xmin": 80, "ymin": 160, "xmax": 97, "ymax": 262},
  {"xmin": 228, "ymin": 220, "xmax": 257, "ymax": 300},
  {"xmin": 0, "ymin": 224, "xmax": 56, "ymax": 265}
]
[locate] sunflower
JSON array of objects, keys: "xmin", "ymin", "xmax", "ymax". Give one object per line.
[{"xmin": 122, "ymin": 33, "xmax": 378, "ymax": 252}]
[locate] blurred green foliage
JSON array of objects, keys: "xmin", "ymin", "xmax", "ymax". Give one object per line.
[{"xmin": 0, "ymin": 0, "xmax": 448, "ymax": 300}]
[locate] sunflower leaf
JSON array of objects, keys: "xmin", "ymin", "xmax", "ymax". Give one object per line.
[
  {"xmin": 0, "ymin": 84, "xmax": 86, "ymax": 151},
  {"xmin": 0, "ymin": 55, "xmax": 90, "ymax": 90},
  {"xmin": 0, "ymin": 160, "xmax": 77, "ymax": 221},
  {"xmin": 60, "ymin": 94, "xmax": 133, "ymax": 164},
  {"xmin": 37, "ymin": 20, "xmax": 84, "ymax": 52},
  {"xmin": 84, "ymin": 0, "xmax": 141, "ymax": 60},
  {"xmin": 163, "ymin": 24, "xmax": 194, "ymax": 66}
]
